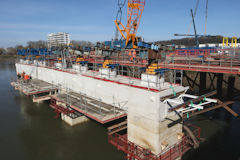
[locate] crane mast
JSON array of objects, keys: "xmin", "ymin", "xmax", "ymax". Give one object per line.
[
  {"xmin": 114, "ymin": 0, "xmax": 126, "ymax": 40},
  {"xmin": 115, "ymin": 0, "xmax": 145, "ymax": 48}
]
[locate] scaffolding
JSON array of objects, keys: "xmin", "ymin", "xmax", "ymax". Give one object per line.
[{"xmin": 108, "ymin": 123, "xmax": 201, "ymax": 160}]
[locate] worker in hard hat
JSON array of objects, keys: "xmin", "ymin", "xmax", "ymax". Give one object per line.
[
  {"xmin": 21, "ymin": 72, "xmax": 25, "ymax": 79},
  {"xmin": 129, "ymin": 49, "xmax": 136, "ymax": 62},
  {"xmin": 17, "ymin": 72, "xmax": 21, "ymax": 79},
  {"xmin": 24, "ymin": 74, "xmax": 30, "ymax": 83}
]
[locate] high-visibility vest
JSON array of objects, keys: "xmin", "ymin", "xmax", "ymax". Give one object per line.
[
  {"xmin": 129, "ymin": 49, "xmax": 136, "ymax": 58},
  {"xmin": 24, "ymin": 75, "xmax": 29, "ymax": 80}
]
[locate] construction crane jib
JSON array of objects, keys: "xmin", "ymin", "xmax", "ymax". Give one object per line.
[{"xmin": 114, "ymin": 0, "xmax": 145, "ymax": 49}]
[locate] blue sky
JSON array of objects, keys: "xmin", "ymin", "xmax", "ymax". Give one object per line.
[{"xmin": 0, "ymin": 0, "xmax": 239, "ymax": 47}]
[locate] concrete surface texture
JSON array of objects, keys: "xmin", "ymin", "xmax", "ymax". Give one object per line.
[
  {"xmin": 61, "ymin": 113, "xmax": 89, "ymax": 126},
  {"xmin": 16, "ymin": 62, "xmax": 188, "ymax": 155}
]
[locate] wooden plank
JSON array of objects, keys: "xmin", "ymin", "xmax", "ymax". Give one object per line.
[
  {"xmin": 183, "ymin": 101, "xmax": 234, "ymax": 118},
  {"xmin": 108, "ymin": 126, "xmax": 127, "ymax": 135},
  {"xmin": 108, "ymin": 120, "xmax": 127, "ymax": 131},
  {"xmin": 217, "ymin": 100, "xmax": 239, "ymax": 117}
]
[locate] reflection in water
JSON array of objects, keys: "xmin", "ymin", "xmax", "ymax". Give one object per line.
[
  {"xmin": 183, "ymin": 102, "xmax": 240, "ymax": 160},
  {"xmin": 0, "ymin": 57, "xmax": 124, "ymax": 160},
  {"xmin": 0, "ymin": 57, "xmax": 240, "ymax": 160}
]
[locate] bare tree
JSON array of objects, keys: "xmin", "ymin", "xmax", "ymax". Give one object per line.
[
  {"xmin": 6, "ymin": 47, "xmax": 17, "ymax": 55},
  {"xmin": 27, "ymin": 40, "xmax": 47, "ymax": 48},
  {"xmin": 70, "ymin": 40, "xmax": 94, "ymax": 48},
  {"xmin": 0, "ymin": 48, "xmax": 6, "ymax": 55},
  {"xmin": 15, "ymin": 45, "xmax": 24, "ymax": 50}
]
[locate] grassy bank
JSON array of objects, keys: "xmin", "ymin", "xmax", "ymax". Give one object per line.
[{"xmin": 0, "ymin": 54, "xmax": 17, "ymax": 58}]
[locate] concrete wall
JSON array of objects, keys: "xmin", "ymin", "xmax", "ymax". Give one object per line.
[{"xmin": 16, "ymin": 63, "xmax": 188, "ymax": 155}]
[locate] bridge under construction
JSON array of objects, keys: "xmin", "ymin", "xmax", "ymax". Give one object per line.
[
  {"xmin": 11, "ymin": 0, "xmax": 240, "ymax": 159},
  {"xmin": 12, "ymin": 45, "xmax": 240, "ymax": 160}
]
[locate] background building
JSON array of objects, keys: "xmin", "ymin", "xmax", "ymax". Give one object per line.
[{"xmin": 47, "ymin": 32, "xmax": 70, "ymax": 48}]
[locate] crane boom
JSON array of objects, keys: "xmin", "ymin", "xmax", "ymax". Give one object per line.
[
  {"xmin": 115, "ymin": 0, "xmax": 145, "ymax": 48},
  {"xmin": 114, "ymin": 0, "xmax": 126, "ymax": 40},
  {"xmin": 190, "ymin": 9, "xmax": 199, "ymax": 47}
]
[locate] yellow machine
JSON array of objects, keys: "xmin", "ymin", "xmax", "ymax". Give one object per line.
[
  {"xmin": 57, "ymin": 57, "xmax": 62, "ymax": 63},
  {"xmin": 146, "ymin": 63, "xmax": 162, "ymax": 75},
  {"xmin": 115, "ymin": 0, "xmax": 146, "ymax": 48},
  {"xmin": 76, "ymin": 57, "xmax": 85, "ymax": 64},
  {"xmin": 222, "ymin": 37, "xmax": 238, "ymax": 48},
  {"xmin": 103, "ymin": 59, "xmax": 113, "ymax": 69},
  {"xmin": 222, "ymin": 37, "xmax": 228, "ymax": 47},
  {"xmin": 231, "ymin": 37, "xmax": 237, "ymax": 48}
]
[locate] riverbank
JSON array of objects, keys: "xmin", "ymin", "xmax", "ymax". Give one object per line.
[{"xmin": 0, "ymin": 54, "xmax": 17, "ymax": 58}]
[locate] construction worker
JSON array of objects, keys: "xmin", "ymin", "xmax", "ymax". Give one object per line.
[
  {"xmin": 24, "ymin": 74, "xmax": 30, "ymax": 83},
  {"xmin": 17, "ymin": 72, "xmax": 21, "ymax": 79},
  {"xmin": 21, "ymin": 72, "xmax": 25, "ymax": 79},
  {"xmin": 129, "ymin": 49, "xmax": 136, "ymax": 61}
]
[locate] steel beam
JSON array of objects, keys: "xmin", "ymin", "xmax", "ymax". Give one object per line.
[{"xmin": 169, "ymin": 91, "xmax": 217, "ymax": 112}]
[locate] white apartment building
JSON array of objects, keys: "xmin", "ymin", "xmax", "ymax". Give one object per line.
[{"xmin": 47, "ymin": 32, "xmax": 70, "ymax": 48}]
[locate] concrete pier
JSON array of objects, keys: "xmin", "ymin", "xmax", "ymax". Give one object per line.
[
  {"xmin": 61, "ymin": 113, "xmax": 89, "ymax": 126},
  {"xmin": 16, "ymin": 62, "xmax": 189, "ymax": 156}
]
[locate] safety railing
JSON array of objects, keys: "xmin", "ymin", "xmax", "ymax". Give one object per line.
[{"xmin": 108, "ymin": 123, "xmax": 201, "ymax": 160}]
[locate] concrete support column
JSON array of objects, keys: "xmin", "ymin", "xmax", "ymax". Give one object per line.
[
  {"xmin": 217, "ymin": 73, "xmax": 223, "ymax": 99},
  {"xmin": 199, "ymin": 72, "xmax": 206, "ymax": 95},
  {"xmin": 227, "ymin": 76, "xmax": 235, "ymax": 100}
]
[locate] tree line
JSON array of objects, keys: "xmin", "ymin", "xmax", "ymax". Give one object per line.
[
  {"xmin": 156, "ymin": 36, "xmax": 240, "ymax": 47},
  {"xmin": 0, "ymin": 40, "xmax": 48, "ymax": 55},
  {"xmin": 0, "ymin": 40, "xmax": 95, "ymax": 55}
]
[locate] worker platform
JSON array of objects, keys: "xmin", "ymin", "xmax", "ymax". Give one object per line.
[
  {"xmin": 49, "ymin": 99, "xmax": 89, "ymax": 126},
  {"xmin": 51, "ymin": 92, "xmax": 127, "ymax": 124},
  {"xmin": 11, "ymin": 79, "xmax": 58, "ymax": 102}
]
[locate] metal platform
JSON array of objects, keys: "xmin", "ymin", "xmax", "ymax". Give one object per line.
[
  {"xmin": 11, "ymin": 79, "xmax": 58, "ymax": 96},
  {"xmin": 108, "ymin": 123, "xmax": 201, "ymax": 160},
  {"xmin": 51, "ymin": 92, "xmax": 127, "ymax": 124}
]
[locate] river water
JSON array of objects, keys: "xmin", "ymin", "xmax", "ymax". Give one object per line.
[{"xmin": 0, "ymin": 57, "xmax": 239, "ymax": 160}]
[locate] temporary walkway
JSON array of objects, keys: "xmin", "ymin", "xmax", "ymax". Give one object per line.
[
  {"xmin": 51, "ymin": 92, "xmax": 127, "ymax": 124},
  {"xmin": 11, "ymin": 79, "xmax": 58, "ymax": 96},
  {"xmin": 86, "ymin": 54, "xmax": 240, "ymax": 75}
]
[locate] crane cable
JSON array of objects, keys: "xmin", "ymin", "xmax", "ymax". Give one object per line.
[
  {"xmin": 204, "ymin": 0, "xmax": 208, "ymax": 35},
  {"xmin": 187, "ymin": 0, "xmax": 200, "ymax": 34}
]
